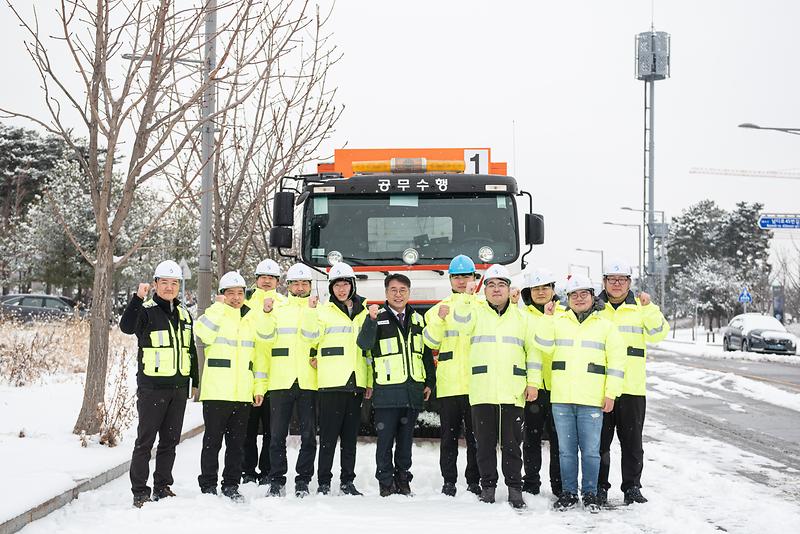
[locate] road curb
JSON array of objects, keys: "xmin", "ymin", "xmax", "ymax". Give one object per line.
[{"xmin": 0, "ymin": 424, "xmax": 204, "ymax": 534}]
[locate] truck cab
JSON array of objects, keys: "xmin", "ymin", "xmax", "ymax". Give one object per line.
[{"xmin": 269, "ymin": 148, "xmax": 544, "ymax": 309}]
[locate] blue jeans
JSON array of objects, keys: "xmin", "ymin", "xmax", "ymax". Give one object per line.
[{"xmin": 551, "ymin": 403, "xmax": 603, "ymax": 495}]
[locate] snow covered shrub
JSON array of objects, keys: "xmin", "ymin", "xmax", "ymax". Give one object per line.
[{"xmin": 97, "ymin": 348, "xmax": 136, "ymax": 447}]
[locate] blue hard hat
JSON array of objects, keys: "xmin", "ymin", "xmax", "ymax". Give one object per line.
[{"xmin": 449, "ymin": 254, "xmax": 476, "ymax": 275}]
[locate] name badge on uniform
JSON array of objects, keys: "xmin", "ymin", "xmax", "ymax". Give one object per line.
[{"xmin": 377, "ymin": 320, "xmax": 390, "ymax": 325}]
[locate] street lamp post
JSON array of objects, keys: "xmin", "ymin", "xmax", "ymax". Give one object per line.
[
  {"xmin": 738, "ymin": 123, "xmax": 800, "ymax": 136},
  {"xmin": 575, "ymin": 248, "xmax": 605, "ymax": 279},
  {"xmin": 602, "ymin": 222, "xmax": 643, "ymax": 285}
]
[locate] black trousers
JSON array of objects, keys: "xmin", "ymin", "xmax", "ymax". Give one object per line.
[
  {"xmin": 598, "ymin": 394, "xmax": 646, "ymax": 492},
  {"xmin": 522, "ymin": 388, "xmax": 562, "ymax": 494},
  {"xmin": 242, "ymin": 398, "xmax": 271, "ymax": 478},
  {"xmin": 471, "ymin": 403, "xmax": 523, "ymax": 490},
  {"xmin": 438, "ymin": 394, "xmax": 480, "ymax": 485},
  {"xmin": 198, "ymin": 400, "xmax": 250, "ymax": 490},
  {"xmin": 130, "ymin": 386, "xmax": 188, "ymax": 496},
  {"xmin": 374, "ymin": 407, "xmax": 418, "ymax": 486},
  {"xmin": 269, "ymin": 383, "xmax": 317, "ymax": 486},
  {"xmin": 317, "ymin": 390, "xmax": 363, "ymax": 486}
]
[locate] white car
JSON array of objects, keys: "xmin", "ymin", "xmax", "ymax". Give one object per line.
[{"xmin": 723, "ymin": 313, "xmax": 797, "ymax": 355}]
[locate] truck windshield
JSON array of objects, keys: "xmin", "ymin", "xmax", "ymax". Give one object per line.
[{"xmin": 302, "ymin": 193, "xmax": 519, "ymax": 266}]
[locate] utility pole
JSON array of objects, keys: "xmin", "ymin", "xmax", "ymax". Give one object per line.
[{"xmin": 197, "ymin": 0, "xmax": 217, "ymax": 316}]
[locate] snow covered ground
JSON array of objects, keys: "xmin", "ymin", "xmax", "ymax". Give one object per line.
[{"xmin": 3, "ymin": 327, "xmax": 800, "ymax": 533}]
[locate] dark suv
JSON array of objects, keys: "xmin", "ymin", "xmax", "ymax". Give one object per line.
[{"xmin": 0, "ymin": 294, "xmax": 85, "ymax": 321}]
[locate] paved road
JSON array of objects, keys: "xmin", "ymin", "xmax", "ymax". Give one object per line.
[{"xmin": 646, "ymin": 348, "xmax": 800, "ymax": 478}]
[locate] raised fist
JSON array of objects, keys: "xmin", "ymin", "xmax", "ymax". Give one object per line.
[
  {"xmin": 510, "ymin": 287, "xmax": 520, "ymax": 304},
  {"xmin": 438, "ymin": 304, "xmax": 450, "ymax": 319},
  {"xmin": 137, "ymin": 283, "xmax": 150, "ymax": 299},
  {"xmin": 309, "ymin": 296, "xmax": 319, "ymax": 309},
  {"xmin": 215, "ymin": 294, "xmax": 225, "ymax": 303},
  {"xmin": 544, "ymin": 301, "xmax": 555, "ymax": 315},
  {"xmin": 263, "ymin": 297, "xmax": 274, "ymax": 314},
  {"xmin": 465, "ymin": 281, "xmax": 477, "ymax": 295},
  {"xmin": 638, "ymin": 292, "xmax": 651, "ymax": 306},
  {"xmin": 368, "ymin": 304, "xmax": 380, "ymax": 320}
]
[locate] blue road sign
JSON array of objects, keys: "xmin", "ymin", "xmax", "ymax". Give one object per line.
[
  {"xmin": 758, "ymin": 214, "xmax": 800, "ymax": 229},
  {"xmin": 738, "ymin": 287, "xmax": 752, "ymax": 304}
]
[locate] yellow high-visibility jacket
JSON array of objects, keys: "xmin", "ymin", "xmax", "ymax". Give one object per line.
[
  {"xmin": 521, "ymin": 302, "xmax": 566, "ymax": 391},
  {"xmin": 245, "ymin": 287, "xmax": 286, "ymax": 311},
  {"xmin": 533, "ymin": 309, "xmax": 626, "ymax": 408},
  {"xmin": 195, "ymin": 302, "xmax": 271, "ymax": 402},
  {"xmin": 423, "ymin": 292, "xmax": 475, "ymax": 398},
  {"xmin": 443, "ymin": 296, "xmax": 542, "ymax": 408},
  {"xmin": 597, "ymin": 291, "xmax": 669, "ymax": 396},
  {"xmin": 313, "ymin": 298, "xmax": 373, "ymax": 390},
  {"xmin": 264, "ymin": 294, "xmax": 319, "ymax": 391}
]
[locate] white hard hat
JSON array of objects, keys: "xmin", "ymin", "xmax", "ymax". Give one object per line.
[
  {"xmin": 154, "ymin": 260, "xmax": 183, "ymax": 280},
  {"xmin": 255, "ymin": 258, "xmax": 281, "ymax": 277},
  {"xmin": 603, "ymin": 259, "xmax": 633, "ymax": 277},
  {"xmin": 286, "ymin": 263, "xmax": 313, "ymax": 282},
  {"xmin": 524, "ymin": 267, "xmax": 556, "ymax": 288},
  {"xmin": 218, "ymin": 271, "xmax": 247, "ymax": 292},
  {"xmin": 565, "ymin": 274, "xmax": 594, "ymax": 295},
  {"xmin": 328, "ymin": 262, "xmax": 355, "ymax": 281},
  {"xmin": 483, "ymin": 264, "xmax": 511, "ymax": 284}
]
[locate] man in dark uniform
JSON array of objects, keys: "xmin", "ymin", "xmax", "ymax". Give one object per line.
[
  {"xmin": 357, "ymin": 273, "xmax": 435, "ymax": 497},
  {"xmin": 120, "ymin": 260, "xmax": 198, "ymax": 508}
]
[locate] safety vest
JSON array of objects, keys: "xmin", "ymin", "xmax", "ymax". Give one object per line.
[
  {"xmin": 264, "ymin": 294, "xmax": 320, "ymax": 391},
  {"xmin": 533, "ymin": 310, "xmax": 626, "ymax": 408},
  {"xmin": 423, "ymin": 292, "xmax": 475, "ymax": 397},
  {"xmin": 522, "ymin": 302, "xmax": 566, "ymax": 391},
  {"xmin": 596, "ymin": 291, "xmax": 669, "ymax": 396},
  {"xmin": 140, "ymin": 299, "xmax": 193, "ymax": 378},
  {"xmin": 314, "ymin": 300, "xmax": 372, "ymax": 390},
  {"xmin": 372, "ymin": 308, "xmax": 427, "ymax": 386},
  {"xmin": 194, "ymin": 302, "xmax": 271, "ymax": 402}
]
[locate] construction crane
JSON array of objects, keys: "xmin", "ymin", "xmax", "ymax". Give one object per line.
[{"xmin": 689, "ymin": 167, "xmax": 800, "ymax": 180}]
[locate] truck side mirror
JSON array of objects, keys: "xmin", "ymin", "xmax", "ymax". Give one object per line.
[
  {"xmin": 525, "ymin": 213, "xmax": 545, "ymax": 245},
  {"xmin": 269, "ymin": 226, "xmax": 293, "ymax": 249},
  {"xmin": 273, "ymin": 191, "xmax": 295, "ymax": 227}
]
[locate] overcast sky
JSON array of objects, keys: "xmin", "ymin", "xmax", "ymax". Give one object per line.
[{"xmin": 1, "ymin": 1, "xmax": 798, "ymax": 282}]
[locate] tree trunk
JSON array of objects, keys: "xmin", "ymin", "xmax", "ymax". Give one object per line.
[{"xmin": 73, "ymin": 234, "xmax": 114, "ymax": 434}]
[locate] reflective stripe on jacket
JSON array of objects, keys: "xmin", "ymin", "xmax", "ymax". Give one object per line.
[
  {"xmin": 522, "ymin": 302, "xmax": 566, "ymax": 391},
  {"xmin": 423, "ymin": 292, "xmax": 475, "ymax": 397},
  {"xmin": 314, "ymin": 300, "xmax": 372, "ymax": 389},
  {"xmin": 263, "ymin": 294, "xmax": 319, "ymax": 391},
  {"xmin": 596, "ymin": 291, "xmax": 669, "ymax": 396},
  {"xmin": 533, "ymin": 310, "xmax": 626, "ymax": 407},
  {"xmin": 194, "ymin": 302, "xmax": 271, "ymax": 402}
]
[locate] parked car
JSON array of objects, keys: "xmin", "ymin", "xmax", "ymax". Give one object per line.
[
  {"xmin": 723, "ymin": 313, "xmax": 797, "ymax": 355},
  {"xmin": 0, "ymin": 294, "xmax": 86, "ymax": 321}
]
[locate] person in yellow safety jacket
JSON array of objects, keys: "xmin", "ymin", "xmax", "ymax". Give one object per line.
[
  {"xmin": 310, "ymin": 262, "xmax": 373, "ymax": 497},
  {"xmin": 356, "ymin": 273, "xmax": 436, "ymax": 498},
  {"xmin": 263, "ymin": 262, "xmax": 320, "ymax": 499},
  {"xmin": 440, "ymin": 264, "xmax": 541, "ymax": 510},
  {"xmin": 422, "ymin": 254, "xmax": 481, "ymax": 498},
  {"xmin": 241, "ymin": 258, "xmax": 285, "ymax": 486},
  {"xmin": 595, "ymin": 259, "xmax": 669, "ymax": 506},
  {"xmin": 194, "ymin": 271, "xmax": 271, "ymax": 503},
  {"xmin": 517, "ymin": 267, "xmax": 567, "ymax": 497},
  {"xmin": 533, "ymin": 273, "xmax": 626, "ymax": 514}
]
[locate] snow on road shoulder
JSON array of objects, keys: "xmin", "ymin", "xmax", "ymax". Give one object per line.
[
  {"xmin": 654, "ymin": 339, "xmax": 800, "ymax": 366},
  {"xmin": 0, "ymin": 373, "xmax": 203, "ymax": 524},
  {"xmin": 17, "ymin": 417, "xmax": 800, "ymax": 534},
  {"xmin": 648, "ymin": 360, "xmax": 800, "ymax": 413}
]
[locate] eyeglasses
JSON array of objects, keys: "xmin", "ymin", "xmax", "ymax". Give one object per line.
[
  {"xmin": 569, "ymin": 290, "xmax": 592, "ymax": 300},
  {"xmin": 605, "ymin": 277, "xmax": 630, "ymax": 286},
  {"xmin": 485, "ymin": 281, "xmax": 509, "ymax": 290},
  {"xmin": 387, "ymin": 287, "xmax": 409, "ymax": 296}
]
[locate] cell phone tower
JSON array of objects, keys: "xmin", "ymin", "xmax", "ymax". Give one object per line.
[{"xmin": 635, "ymin": 28, "xmax": 670, "ymax": 299}]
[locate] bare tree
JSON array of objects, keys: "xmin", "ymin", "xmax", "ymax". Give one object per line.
[
  {"xmin": 167, "ymin": 3, "xmax": 341, "ymax": 277},
  {"xmin": 1, "ymin": 0, "xmax": 332, "ymax": 434}
]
